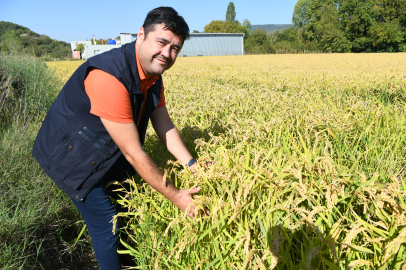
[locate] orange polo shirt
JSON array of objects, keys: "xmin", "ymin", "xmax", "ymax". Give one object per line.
[{"xmin": 84, "ymin": 44, "xmax": 165, "ymax": 125}]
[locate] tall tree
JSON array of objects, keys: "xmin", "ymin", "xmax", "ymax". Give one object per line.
[
  {"xmin": 292, "ymin": 0, "xmax": 311, "ymax": 29},
  {"xmin": 226, "ymin": 2, "xmax": 236, "ymax": 22},
  {"xmin": 242, "ymin": 19, "xmax": 252, "ymax": 32},
  {"xmin": 314, "ymin": 4, "xmax": 352, "ymax": 52},
  {"xmin": 242, "ymin": 19, "xmax": 252, "ymax": 39}
]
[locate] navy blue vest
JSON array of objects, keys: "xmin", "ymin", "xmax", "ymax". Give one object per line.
[{"xmin": 32, "ymin": 41, "xmax": 162, "ymax": 201}]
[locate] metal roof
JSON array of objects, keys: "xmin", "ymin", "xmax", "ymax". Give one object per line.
[
  {"xmin": 120, "ymin": 32, "xmax": 245, "ymax": 36},
  {"xmin": 120, "ymin": 32, "xmax": 245, "ymax": 57}
]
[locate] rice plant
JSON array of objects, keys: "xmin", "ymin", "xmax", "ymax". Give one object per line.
[{"xmin": 49, "ymin": 53, "xmax": 406, "ymax": 269}]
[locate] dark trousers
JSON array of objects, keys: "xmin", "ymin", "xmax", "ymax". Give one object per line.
[{"xmin": 69, "ymin": 155, "xmax": 135, "ymax": 270}]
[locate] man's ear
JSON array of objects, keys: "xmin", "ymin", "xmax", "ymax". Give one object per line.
[{"xmin": 137, "ymin": 27, "xmax": 145, "ymax": 42}]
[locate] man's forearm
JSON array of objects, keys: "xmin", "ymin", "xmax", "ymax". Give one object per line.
[
  {"xmin": 150, "ymin": 107, "xmax": 195, "ymax": 166},
  {"xmin": 124, "ymin": 150, "xmax": 179, "ymax": 202},
  {"xmin": 164, "ymin": 126, "xmax": 194, "ymax": 165},
  {"xmin": 99, "ymin": 118, "xmax": 196, "ymax": 211}
]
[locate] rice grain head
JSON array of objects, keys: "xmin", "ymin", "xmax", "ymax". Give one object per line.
[
  {"xmin": 305, "ymin": 246, "xmax": 321, "ymax": 270},
  {"xmin": 384, "ymin": 226, "xmax": 406, "ymax": 262},
  {"xmin": 344, "ymin": 259, "xmax": 373, "ymax": 270}
]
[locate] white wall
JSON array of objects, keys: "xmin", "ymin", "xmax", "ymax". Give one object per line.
[
  {"xmin": 82, "ymin": 44, "xmax": 121, "ymax": 59},
  {"xmin": 70, "ymin": 41, "xmax": 92, "ymax": 58}
]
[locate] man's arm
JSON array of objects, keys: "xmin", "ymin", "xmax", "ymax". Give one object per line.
[
  {"xmin": 150, "ymin": 106, "xmax": 197, "ymax": 170},
  {"xmin": 100, "ymin": 118, "xmax": 200, "ymax": 217}
]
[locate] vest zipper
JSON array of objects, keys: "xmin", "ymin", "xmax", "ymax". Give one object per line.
[
  {"xmin": 80, "ymin": 153, "xmax": 123, "ymax": 201},
  {"xmin": 83, "ymin": 127, "xmax": 115, "ymax": 149},
  {"xmin": 78, "ymin": 131, "xmax": 109, "ymax": 155}
]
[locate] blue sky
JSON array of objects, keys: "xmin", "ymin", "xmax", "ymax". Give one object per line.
[{"xmin": 0, "ymin": 0, "xmax": 298, "ymax": 43}]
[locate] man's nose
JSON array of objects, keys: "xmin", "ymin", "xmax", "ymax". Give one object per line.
[{"xmin": 161, "ymin": 45, "xmax": 170, "ymax": 58}]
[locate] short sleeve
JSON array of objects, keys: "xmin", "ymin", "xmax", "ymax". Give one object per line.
[{"xmin": 84, "ymin": 68, "xmax": 133, "ymax": 123}]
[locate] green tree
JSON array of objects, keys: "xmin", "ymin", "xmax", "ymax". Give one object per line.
[
  {"xmin": 369, "ymin": 21, "xmax": 404, "ymax": 52},
  {"xmin": 75, "ymin": 43, "xmax": 85, "ymax": 51},
  {"xmin": 204, "ymin": 19, "xmax": 250, "ymax": 40},
  {"xmin": 226, "ymin": 2, "xmax": 236, "ymax": 22},
  {"xmin": 245, "ymin": 28, "xmax": 274, "ymax": 53},
  {"xmin": 1, "ymin": 30, "xmax": 22, "ymax": 54},
  {"xmin": 91, "ymin": 38, "xmax": 108, "ymax": 45},
  {"xmin": 242, "ymin": 19, "xmax": 252, "ymax": 32},
  {"xmin": 242, "ymin": 19, "xmax": 252, "ymax": 39},
  {"xmin": 247, "ymin": 28, "xmax": 267, "ymax": 46},
  {"xmin": 204, "ymin": 20, "xmax": 245, "ymax": 33},
  {"xmin": 291, "ymin": 0, "xmax": 406, "ymax": 52},
  {"xmin": 314, "ymin": 4, "xmax": 352, "ymax": 52},
  {"xmin": 26, "ymin": 43, "xmax": 42, "ymax": 56},
  {"xmin": 292, "ymin": 0, "xmax": 311, "ymax": 29}
]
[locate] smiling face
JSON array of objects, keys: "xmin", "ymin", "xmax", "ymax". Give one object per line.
[{"xmin": 136, "ymin": 24, "xmax": 183, "ymax": 78}]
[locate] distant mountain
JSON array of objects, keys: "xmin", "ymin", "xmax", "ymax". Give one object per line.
[
  {"xmin": 251, "ymin": 24, "xmax": 293, "ymax": 33},
  {"xmin": 0, "ymin": 21, "xmax": 70, "ymax": 58}
]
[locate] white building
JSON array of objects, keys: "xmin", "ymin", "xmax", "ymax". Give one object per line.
[{"xmin": 72, "ymin": 32, "xmax": 245, "ymax": 60}]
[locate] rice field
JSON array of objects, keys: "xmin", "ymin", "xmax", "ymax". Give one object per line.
[{"xmin": 48, "ymin": 53, "xmax": 406, "ymax": 269}]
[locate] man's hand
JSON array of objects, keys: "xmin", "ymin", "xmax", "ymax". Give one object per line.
[
  {"xmin": 189, "ymin": 159, "xmax": 216, "ymax": 173},
  {"xmin": 100, "ymin": 118, "xmax": 209, "ymax": 219},
  {"xmin": 171, "ymin": 187, "xmax": 210, "ymax": 218}
]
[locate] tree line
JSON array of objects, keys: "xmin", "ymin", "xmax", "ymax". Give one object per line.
[
  {"xmin": 0, "ymin": 21, "xmax": 71, "ymax": 59},
  {"xmin": 204, "ymin": 1, "xmax": 406, "ymax": 54}
]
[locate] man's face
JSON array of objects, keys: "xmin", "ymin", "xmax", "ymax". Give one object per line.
[{"xmin": 136, "ymin": 24, "xmax": 183, "ymax": 77}]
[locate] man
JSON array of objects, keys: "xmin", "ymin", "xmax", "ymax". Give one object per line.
[{"xmin": 32, "ymin": 7, "xmax": 208, "ymax": 269}]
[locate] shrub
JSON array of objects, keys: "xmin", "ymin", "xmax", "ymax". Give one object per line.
[{"xmin": 0, "ymin": 54, "xmax": 60, "ymax": 129}]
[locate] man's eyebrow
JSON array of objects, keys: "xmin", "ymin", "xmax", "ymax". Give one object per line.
[{"xmin": 157, "ymin": 37, "xmax": 181, "ymax": 50}]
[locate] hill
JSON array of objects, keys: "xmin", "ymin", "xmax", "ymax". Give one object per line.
[
  {"xmin": 251, "ymin": 24, "xmax": 293, "ymax": 33},
  {"xmin": 0, "ymin": 21, "xmax": 70, "ymax": 59}
]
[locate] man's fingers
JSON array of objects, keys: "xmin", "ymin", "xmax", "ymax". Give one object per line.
[
  {"xmin": 189, "ymin": 186, "xmax": 201, "ymax": 194},
  {"xmin": 205, "ymin": 159, "xmax": 216, "ymax": 166}
]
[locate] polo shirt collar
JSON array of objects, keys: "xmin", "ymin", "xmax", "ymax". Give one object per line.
[{"xmin": 135, "ymin": 43, "xmax": 158, "ymax": 82}]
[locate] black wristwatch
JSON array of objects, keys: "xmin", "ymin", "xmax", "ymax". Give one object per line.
[{"xmin": 185, "ymin": 158, "xmax": 196, "ymax": 167}]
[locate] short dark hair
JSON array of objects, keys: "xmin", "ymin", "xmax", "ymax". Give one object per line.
[{"xmin": 143, "ymin": 7, "xmax": 190, "ymax": 43}]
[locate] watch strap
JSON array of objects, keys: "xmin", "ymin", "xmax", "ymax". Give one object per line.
[{"xmin": 185, "ymin": 158, "xmax": 196, "ymax": 167}]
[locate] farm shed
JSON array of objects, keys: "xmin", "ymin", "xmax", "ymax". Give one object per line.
[
  {"xmin": 178, "ymin": 33, "xmax": 245, "ymax": 57},
  {"xmin": 71, "ymin": 32, "xmax": 245, "ymax": 59},
  {"xmin": 120, "ymin": 33, "xmax": 245, "ymax": 57},
  {"xmin": 120, "ymin": 33, "xmax": 138, "ymax": 45}
]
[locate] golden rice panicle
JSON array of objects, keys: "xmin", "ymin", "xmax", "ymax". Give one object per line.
[
  {"xmin": 384, "ymin": 226, "xmax": 406, "ymax": 262},
  {"xmin": 345, "ymin": 260, "xmax": 373, "ymax": 270}
]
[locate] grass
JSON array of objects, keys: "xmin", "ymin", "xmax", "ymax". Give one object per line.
[{"xmin": 0, "ymin": 54, "xmax": 97, "ymax": 269}]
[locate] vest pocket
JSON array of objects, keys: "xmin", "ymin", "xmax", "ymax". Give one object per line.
[
  {"xmin": 65, "ymin": 155, "xmax": 104, "ymax": 190},
  {"xmin": 46, "ymin": 132, "xmax": 87, "ymax": 178},
  {"xmin": 46, "ymin": 130, "xmax": 106, "ymax": 185}
]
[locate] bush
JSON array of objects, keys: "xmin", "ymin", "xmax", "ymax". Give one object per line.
[{"xmin": 0, "ymin": 54, "xmax": 60, "ymax": 129}]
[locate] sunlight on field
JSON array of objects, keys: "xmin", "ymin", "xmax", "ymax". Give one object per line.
[
  {"xmin": 47, "ymin": 60, "xmax": 85, "ymax": 83},
  {"xmin": 49, "ymin": 54, "xmax": 406, "ymax": 269}
]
